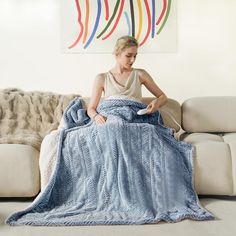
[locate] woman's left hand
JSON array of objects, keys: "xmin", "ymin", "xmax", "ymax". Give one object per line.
[{"xmin": 146, "ymin": 99, "xmax": 160, "ymax": 114}]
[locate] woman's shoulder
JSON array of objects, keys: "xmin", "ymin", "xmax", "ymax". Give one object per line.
[
  {"xmin": 134, "ymin": 68, "xmax": 149, "ymax": 76},
  {"xmin": 92, "ymin": 73, "xmax": 107, "ymax": 88},
  {"xmin": 94, "ymin": 73, "xmax": 107, "ymax": 82},
  {"xmin": 134, "ymin": 68, "xmax": 150, "ymax": 83},
  {"xmin": 95, "ymin": 72, "xmax": 107, "ymax": 79}
]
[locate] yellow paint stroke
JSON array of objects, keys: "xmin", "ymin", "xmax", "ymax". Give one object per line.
[
  {"xmin": 136, "ymin": 0, "xmax": 142, "ymax": 41},
  {"xmin": 83, "ymin": 0, "xmax": 90, "ymax": 44}
]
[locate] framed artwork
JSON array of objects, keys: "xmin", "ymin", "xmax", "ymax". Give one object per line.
[{"xmin": 61, "ymin": 0, "xmax": 176, "ymax": 53}]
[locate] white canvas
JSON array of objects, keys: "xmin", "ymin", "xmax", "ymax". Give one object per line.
[{"xmin": 61, "ymin": 0, "xmax": 177, "ymax": 53}]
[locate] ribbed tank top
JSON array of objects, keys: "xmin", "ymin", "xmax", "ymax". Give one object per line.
[{"xmin": 104, "ymin": 69, "xmax": 142, "ymax": 101}]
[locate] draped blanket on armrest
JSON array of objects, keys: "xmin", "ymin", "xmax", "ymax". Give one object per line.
[{"xmin": 6, "ymin": 98, "xmax": 214, "ymax": 226}]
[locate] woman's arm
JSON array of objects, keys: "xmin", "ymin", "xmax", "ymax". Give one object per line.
[
  {"xmin": 139, "ymin": 69, "xmax": 168, "ymax": 113},
  {"xmin": 87, "ymin": 74, "xmax": 107, "ymax": 124}
]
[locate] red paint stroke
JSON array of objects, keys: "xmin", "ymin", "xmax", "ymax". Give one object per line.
[
  {"xmin": 156, "ymin": 0, "xmax": 167, "ymax": 25},
  {"xmin": 68, "ymin": 0, "xmax": 84, "ymax": 49},
  {"xmin": 139, "ymin": 0, "xmax": 151, "ymax": 47},
  {"xmin": 104, "ymin": 0, "xmax": 109, "ymax": 20},
  {"xmin": 102, "ymin": 0, "xmax": 125, "ymax": 40}
]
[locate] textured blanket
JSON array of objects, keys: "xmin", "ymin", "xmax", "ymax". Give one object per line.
[
  {"xmin": 0, "ymin": 88, "xmax": 78, "ymax": 150},
  {"xmin": 6, "ymin": 98, "xmax": 214, "ymax": 226}
]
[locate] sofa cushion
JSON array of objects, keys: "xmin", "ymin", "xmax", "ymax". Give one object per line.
[
  {"xmin": 0, "ymin": 144, "xmax": 40, "ymax": 197},
  {"xmin": 181, "ymin": 132, "xmax": 236, "ymax": 195},
  {"xmin": 182, "ymin": 96, "xmax": 236, "ymax": 132}
]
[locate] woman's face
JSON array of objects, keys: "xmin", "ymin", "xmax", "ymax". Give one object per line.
[{"xmin": 116, "ymin": 46, "xmax": 138, "ymax": 70}]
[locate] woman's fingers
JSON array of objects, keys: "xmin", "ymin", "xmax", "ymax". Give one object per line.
[
  {"xmin": 147, "ymin": 103, "xmax": 154, "ymax": 113},
  {"xmin": 97, "ymin": 119, "xmax": 106, "ymax": 124},
  {"xmin": 147, "ymin": 99, "xmax": 160, "ymax": 114},
  {"xmin": 94, "ymin": 114, "xmax": 107, "ymax": 124}
]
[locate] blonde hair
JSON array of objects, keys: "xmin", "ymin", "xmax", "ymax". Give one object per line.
[{"xmin": 113, "ymin": 35, "xmax": 138, "ymax": 56}]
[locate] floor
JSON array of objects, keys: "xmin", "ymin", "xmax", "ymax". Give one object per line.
[{"xmin": 0, "ymin": 196, "xmax": 236, "ymax": 236}]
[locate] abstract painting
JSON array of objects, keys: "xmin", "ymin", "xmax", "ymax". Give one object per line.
[{"xmin": 61, "ymin": 0, "xmax": 176, "ymax": 53}]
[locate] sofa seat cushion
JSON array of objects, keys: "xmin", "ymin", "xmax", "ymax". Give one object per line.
[
  {"xmin": 0, "ymin": 144, "xmax": 40, "ymax": 197},
  {"xmin": 180, "ymin": 132, "xmax": 223, "ymax": 143},
  {"xmin": 180, "ymin": 132, "xmax": 236, "ymax": 195}
]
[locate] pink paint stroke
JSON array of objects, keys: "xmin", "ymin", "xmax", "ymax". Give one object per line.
[
  {"xmin": 139, "ymin": 0, "xmax": 151, "ymax": 46},
  {"xmin": 104, "ymin": 0, "xmax": 109, "ymax": 20},
  {"xmin": 68, "ymin": 0, "xmax": 84, "ymax": 49},
  {"xmin": 156, "ymin": 0, "xmax": 167, "ymax": 25}
]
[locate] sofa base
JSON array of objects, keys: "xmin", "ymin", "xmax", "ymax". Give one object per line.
[
  {"xmin": 0, "ymin": 144, "xmax": 40, "ymax": 197},
  {"xmin": 1, "ymin": 197, "xmax": 236, "ymax": 235},
  {"xmin": 180, "ymin": 132, "xmax": 236, "ymax": 195}
]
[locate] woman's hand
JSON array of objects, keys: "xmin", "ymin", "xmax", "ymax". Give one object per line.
[
  {"xmin": 93, "ymin": 114, "xmax": 107, "ymax": 124},
  {"xmin": 146, "ymin": 93, "xmax": 168, "ymax": 114},
  {"xmin": 146, "ymin": 99, "xmax": 160, "ymax": 114}
]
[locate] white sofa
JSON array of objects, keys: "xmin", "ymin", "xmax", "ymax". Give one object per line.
[{"xmin": 1, "ymin": 94, "xmax": 236, "ymax": 198}]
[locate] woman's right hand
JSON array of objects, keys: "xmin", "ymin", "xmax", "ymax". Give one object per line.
[{"xmin": 94, "ymin": 114, "xmax": 107, "ymax": 125}]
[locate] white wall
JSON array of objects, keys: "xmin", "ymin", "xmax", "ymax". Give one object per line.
[{"xmin": 0, "ymin": 0, "xmax": 236, "ymax": 103}]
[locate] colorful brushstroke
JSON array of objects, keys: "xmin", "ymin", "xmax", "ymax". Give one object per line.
[{"xmin": 68, "ymin": 0, "xmax": 172, "ymax": 49}]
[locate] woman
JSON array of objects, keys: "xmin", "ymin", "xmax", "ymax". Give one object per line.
[{"xmin": 88, "ymin": 35, "xmax": 168, "ymax": 124}]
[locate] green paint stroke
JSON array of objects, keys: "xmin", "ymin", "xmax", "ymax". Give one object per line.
[
  {"xmin": 156, "ymin": 0, "xmax": 171, "ymax": 35},
  {"xmin": 97, "ymin": 0, "xmax": 120, "ymax": 38}
]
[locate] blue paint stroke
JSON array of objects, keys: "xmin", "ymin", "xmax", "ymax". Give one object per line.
[
  {"xmin": 124, "ymin": 11, "xmax": 131, "ymax": 36},
  {"xmin": 151, "ymin": 0, "xmax": 155, "ymax": 38},
  {"xmin": 84, "ymin": 0, "xmax": 102, "ymax": 49}
]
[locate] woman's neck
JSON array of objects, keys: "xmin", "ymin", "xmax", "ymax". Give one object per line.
[{"xmin": 111, "ymin": 65, "xmax": 132, "ymax": 74}]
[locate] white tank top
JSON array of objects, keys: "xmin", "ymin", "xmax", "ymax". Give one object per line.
[{"xmin": 104, "ymin": 69, "xmax": 142, "ymax": 102}]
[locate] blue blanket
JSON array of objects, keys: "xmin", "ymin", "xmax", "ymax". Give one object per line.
[{"xmin": 6, "ymin": 98, "xmax": 214, "ymax": 226}]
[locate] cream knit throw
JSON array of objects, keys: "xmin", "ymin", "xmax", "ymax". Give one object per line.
[{"xmin": 0, "ymin": 88, "xmax": 79, "ymax": 150}]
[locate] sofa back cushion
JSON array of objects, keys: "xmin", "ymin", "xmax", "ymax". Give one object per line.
[
  {"xmin": 82, "ymin": 97, "xmax": 181, "ymax": 132},
  {"xmin": 182, "ymin": 96, "xmax": 236, "ymax": 132}
]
